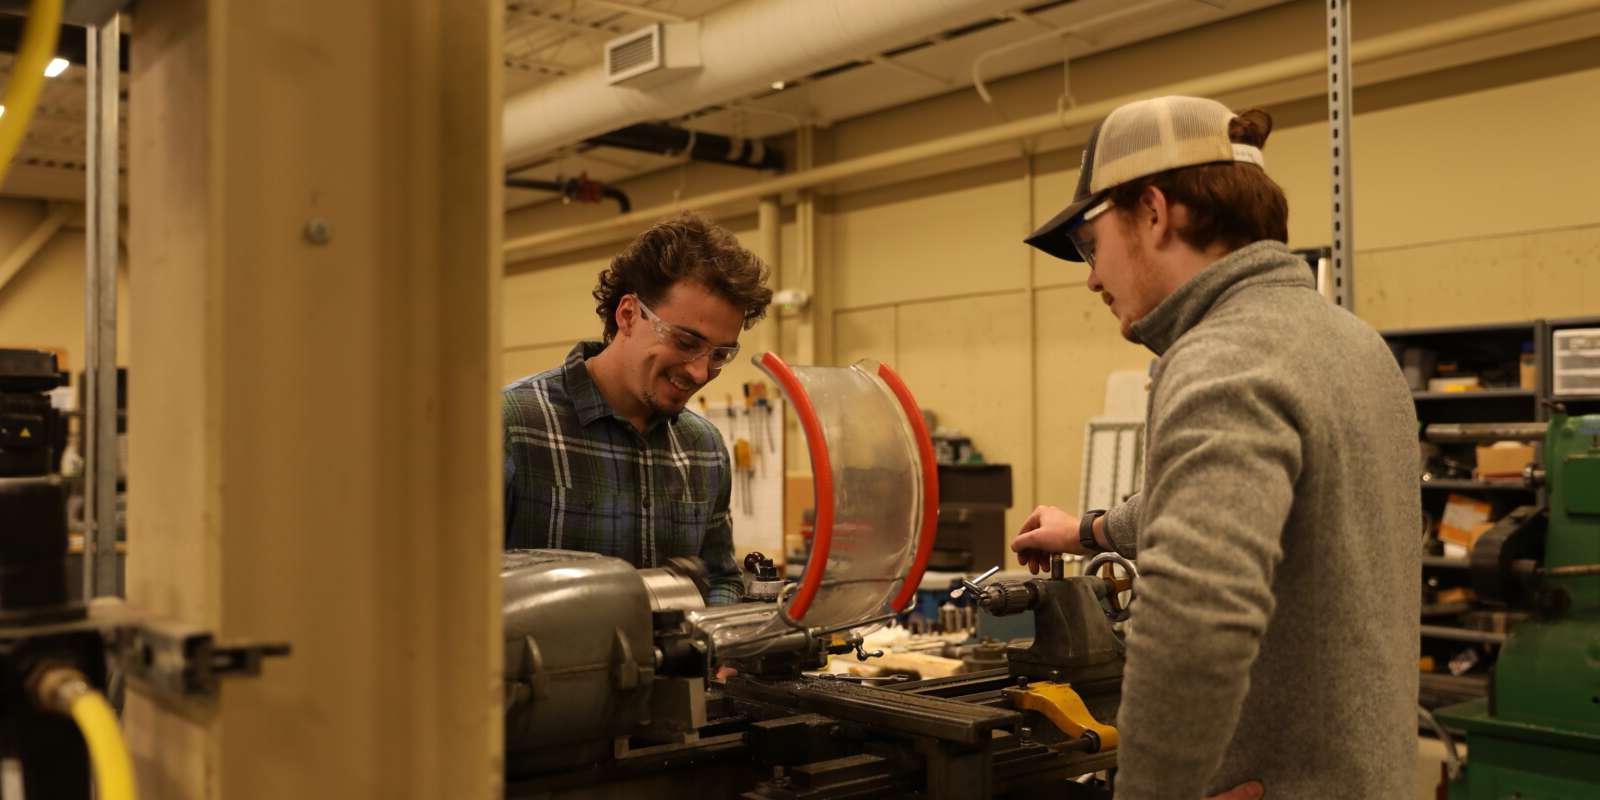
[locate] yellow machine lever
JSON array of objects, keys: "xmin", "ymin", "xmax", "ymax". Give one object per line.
[{"xmin": 1007, "ymin": 681, "xmax": 1119, "ymax": 752}]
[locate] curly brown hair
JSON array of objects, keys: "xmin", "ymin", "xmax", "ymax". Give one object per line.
[
  {"xmin": 593, "ymin": 213, "xmax": 773, "ymax": 342},
  {"xmin": 1106, "ymin": 108, "xmax": 1288, "ymax": 252}
]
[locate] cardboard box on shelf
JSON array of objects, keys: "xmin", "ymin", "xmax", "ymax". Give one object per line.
[
  {"xmin": 1475, "ymin": 443, "xmax": 1536, "ymax": 479},
  {"xmin": 1439, "ymin": 494, "xmax": 1493, "ymax": 547}
]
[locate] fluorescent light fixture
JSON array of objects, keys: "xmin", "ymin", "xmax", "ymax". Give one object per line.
[
  {"xmin": 44, "ymin": 58, "xmax": 69, "ymax": 78},
  {"xmin": 770, "ymin": 80, "xmax": 785, "ymax": 91}
]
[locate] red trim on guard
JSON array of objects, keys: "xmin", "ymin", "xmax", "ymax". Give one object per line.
[
  {"xmin": 759, "ymin": 352, "xmax": 833, "ymax": 622},
  {"xmin": 877, "ymin": 362, "xmax": 939, "ymax": 613}
]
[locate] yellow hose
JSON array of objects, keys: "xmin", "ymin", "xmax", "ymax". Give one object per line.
[
  {"xmin": 33, "ymin": 665, "xmax": 138, "ymax": 800},
  {"xmin": 69, "ymin": 687, "xmax": 137, "ymax": 800},
  {"xmin": 0, "ymin": 0, "xmax": 65, "ymax": 187},
  {"xmin": 68, "ymin": 686, "xmax": 138, "ymax": 800}
]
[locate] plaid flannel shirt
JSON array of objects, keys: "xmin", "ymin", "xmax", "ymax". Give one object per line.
[{"xmin": 503, "ymin": 341, "xmax": 742, "ymax": 605}]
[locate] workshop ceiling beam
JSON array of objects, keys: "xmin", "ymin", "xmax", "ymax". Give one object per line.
[
  {"xmin": 511, "ymin": 6, "xmax": 623, "ymax": 39},
  {"xmin": 0, "ymin": 202, "xmax": 70, "ymax": 294},
  {"xmin": 581, "ymin": 0, "xmax": 688, "ymax": 23}
]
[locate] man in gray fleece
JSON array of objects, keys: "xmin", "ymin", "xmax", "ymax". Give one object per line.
[{"xmin": 1016, "ymin": 96, "xmax": 1420, "ymax": 799}]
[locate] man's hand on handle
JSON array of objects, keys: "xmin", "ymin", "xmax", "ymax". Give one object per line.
[{"xmin": 1012, "ymin": 505, "xmax": 1090, "ymax": 573}]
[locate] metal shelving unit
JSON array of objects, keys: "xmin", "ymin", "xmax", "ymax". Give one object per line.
[
  {"xmin": 1385, "ymin": 320, "xmax": 1545, "ymax": 709},
  {"xmin": 1420, "ymin": 478, "xmax": 1533, "ymax": 492},
  {"xmin": 1387, "ymin": 317, "xmax": 1600, "ymax": 711}
]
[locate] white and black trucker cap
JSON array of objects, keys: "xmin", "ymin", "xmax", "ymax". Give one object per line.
[{"xmin": 1025, "ymin": 95, "xmax": 1266, "ymax": 263}]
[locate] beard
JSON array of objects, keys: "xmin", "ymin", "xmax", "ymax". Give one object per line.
[
  {"xmin": 1118, "ymin": 239, "xmax": 1164, "ymax": 343},
  {"xmin": 642, "ymin": 365, "xmax": 702, "ymax": 416}
]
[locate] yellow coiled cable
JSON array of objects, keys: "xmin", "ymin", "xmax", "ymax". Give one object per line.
[{"xmin": 0, "ymin": 0, "xmax": 66, "ymax": 186}]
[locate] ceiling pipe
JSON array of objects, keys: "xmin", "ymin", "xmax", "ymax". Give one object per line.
[
  {"xmin": 506, "ymin": 176, "xmax": 632, "ymax": 214},
  {"xmin": 587, "ymin": 123, "xmax": 786, "ymax": 171},
  {"xmin": 505, "ymin": 0, "xmax": 1600, "ymax": 262},
  {"xmin": 972, "ymin": 0, "xmax": 1170, "ymax": 106},
  {"xmin": 502, "ymin": 0, "xmax": 1028, "ymax": 167}
]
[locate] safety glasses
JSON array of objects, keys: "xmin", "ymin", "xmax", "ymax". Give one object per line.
[
  {"xmin": 635, "ymin": 296, "xmax": 740, "ymax": 369},
  {"xmin": 1069, "ymin": 198, "xmax": 1113, "ymax": 268}
]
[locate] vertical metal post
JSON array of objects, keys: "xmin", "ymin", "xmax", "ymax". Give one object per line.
[
  {"xmin": 1327, "ymin": 0, "xmax": 1355, "ymax": 310},
  {"xmin": 757, "ymin": 195, "xmax": 782, "ymax": 357},
  {"xmin": 84, "ymin": 17, "xmax": 122, "ymax": 598},
  {"xmin": 794, "ymin": 125, "xmax": 817, "ymax": 366}
]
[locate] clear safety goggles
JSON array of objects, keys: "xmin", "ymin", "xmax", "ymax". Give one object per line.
[
  {"xmin": 636, "ymin": 296, "xmax": 740, "ymax": 369},
  {"xmin": 1068, "ymin": 198, "xmax": 1113, "ymax": 268}
]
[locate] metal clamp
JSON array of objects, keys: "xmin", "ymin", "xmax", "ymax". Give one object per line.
[{"xmin": 111, "ymin": 619, "xmax": 290, "ymax": 700}]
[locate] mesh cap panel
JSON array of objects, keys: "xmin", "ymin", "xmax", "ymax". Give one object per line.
[{"xmin": 1090, "ymin": 96, "xmax": 1237, "ymax": 193}]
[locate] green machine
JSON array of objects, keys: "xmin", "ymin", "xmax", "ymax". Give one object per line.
[{"xmin": 1436, "ymin": 413, "xmax": 1600, "ymax": 797}]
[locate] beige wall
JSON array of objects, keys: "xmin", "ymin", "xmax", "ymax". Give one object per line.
[
  {"xmin": 4, "ymin": 4, "xmax": 1596, "ymax": 572},
  {"xmin": 500, "ymin": 13, "xmax": 1600, "ymax": 568},
  {"xmin": 0, "ymin": 199, "xmax": 130, "ymax": 372}
]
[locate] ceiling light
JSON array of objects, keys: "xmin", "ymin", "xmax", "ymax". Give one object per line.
[
  {"xmin": 44, "ymin": 58, "xmax": 69, "ymax": 78},
  {"xmin": 0, "ymin": 106, "xmax": 6, "ymax": 118},
  {"xmin": 770, "ymin": 80, "xmax": 785, "ymax": 91}
]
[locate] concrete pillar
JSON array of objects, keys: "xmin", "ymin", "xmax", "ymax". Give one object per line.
[{"xmin": 124, "ymin": 1, "xmax": 502, "ymax": 796}]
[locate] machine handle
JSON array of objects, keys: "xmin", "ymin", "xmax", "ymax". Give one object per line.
[
  {"xmin": 950, "ymin": 565, "xmax": 1001, "ymax": 600},
  {"xmin": 1085, "ymin": 552, "xmax": 1138, "ymax": 622}
]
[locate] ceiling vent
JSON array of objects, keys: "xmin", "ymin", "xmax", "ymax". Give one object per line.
[{"xmin": 604, "ymin": 23, "xmax": 702, "ymax": 88}]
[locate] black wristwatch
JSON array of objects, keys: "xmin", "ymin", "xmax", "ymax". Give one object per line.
[{"xmin": 1079, "ymin": 509, "xmax": 1108, "ymax": 554}]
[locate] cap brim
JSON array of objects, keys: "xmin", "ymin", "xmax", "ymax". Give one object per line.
[{"xmin": 1024, "ymin": 191, "xmax": 1103, "ymax": 263}]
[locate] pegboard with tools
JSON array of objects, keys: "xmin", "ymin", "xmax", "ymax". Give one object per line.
[{"xmin": 695, "ymin": 381, "xmax": 785, "ymax": 565}]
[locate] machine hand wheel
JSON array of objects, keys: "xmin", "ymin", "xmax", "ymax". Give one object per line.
[{"xmin": 1084, "ymin": 552, "xmax": 1138, "ymax": 623}]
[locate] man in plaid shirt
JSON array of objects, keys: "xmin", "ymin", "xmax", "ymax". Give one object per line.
[{"xmin": 503, "ymin": 213, "xmax": 772, "ymax": 605}]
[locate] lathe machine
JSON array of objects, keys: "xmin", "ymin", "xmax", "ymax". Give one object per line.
[{"xmin": 501, "ymin": 354, "xmax": 1137, "ymax": 799}]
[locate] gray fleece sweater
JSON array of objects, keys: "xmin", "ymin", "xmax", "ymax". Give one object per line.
[{"xmin": 1100, "ymin": 242, "xmax": 1420, "ymax": 799}]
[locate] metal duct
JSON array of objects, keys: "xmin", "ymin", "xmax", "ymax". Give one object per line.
[{"xmin": 502, "ymin": 0, "xmax": 1025, "ymax": 166}]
